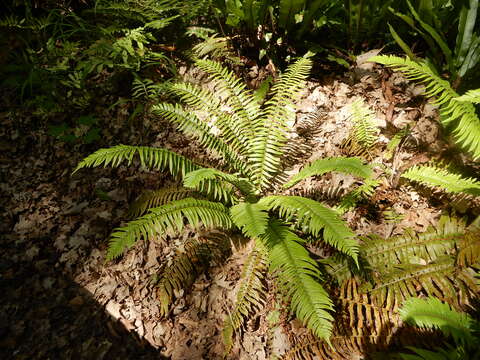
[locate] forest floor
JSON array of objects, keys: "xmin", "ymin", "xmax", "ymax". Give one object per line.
[{"xmin": 0, "ymin": 58, "xmax": 471, "ymax": 359}]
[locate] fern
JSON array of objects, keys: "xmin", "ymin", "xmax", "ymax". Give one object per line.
[
  {"xmin": 262, "ymin": 220, "xmax": 335, "ymax": 341},
  {"xmin": 192, "ymin": 33, "xmax": 241, "ymax": 64},
  {"xmin": 230, "ymin": 202, "xmax": 269, "ymax": 238},
  {"xmin": 250, "ymin": 57, "xmax": 312, "ymax": 189},
  {"xmin": 129, "ymin": 186, "xmax": 197, "ymax": 218},
  {"xmin": 223, "ymin": 244, "xmax": 268, "ymax": 354},
  {"xmin": 400, "ymin": 297, "xmax": 475, "ymax": 345},
  {"xmin": 370, "ymin": 55, "xmax": 480, "ymax": 160},
  {"xmin": 107, "ymin": 198, "xmax": 233, "ymax": 260},
  {"xmin": 342, "ymin": 99, "xmax": 379, "ymax": 156},
  {"xmin": 284, "ymin": 157, "xmax": 372, "ymax": 189},
  {"xmin": 76, "ymin": 58, "xmax": 365, "ymax": 345},
  {"xmin": 259, "ymin": 196, "xmax": 359, "ymax": 261},
  {"xmin": 402, "ymin": 165, "xmax": 480, "ymax": 197}
]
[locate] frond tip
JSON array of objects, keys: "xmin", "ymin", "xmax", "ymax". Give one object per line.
[{"xmin": 402, "ymin": 165, "xmax": 480, "ymax": 197}]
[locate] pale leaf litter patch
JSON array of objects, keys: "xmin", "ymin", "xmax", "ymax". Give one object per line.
[{"xmin": 5, "ymin": 63, "xmax": 450, "ymax": 359}]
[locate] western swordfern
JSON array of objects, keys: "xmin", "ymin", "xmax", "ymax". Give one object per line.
[{"xmin": 75, "ymin": 56, "xmax": 372, "ymax": 346}]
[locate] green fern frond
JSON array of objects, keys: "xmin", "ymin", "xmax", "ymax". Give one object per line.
[
  {"xmin": 129, "ymin": 186, "xmax": 197, "ymax": 218},
  {"xmin": 153, "ymin": 102, "xmax": 247, "ymax": 174},
  {"xmin": 402, "ymin": 165, "xmax": 480, "ymax": 197},
  {"xmin": 73, "ymin": 144, "xmax": 197, "ymax": 177},
  {"xmin": 165, "ymin": 82, "xmax": 251, "ymax": 158},
  {"xmin": 223, "ymin": 244, "xmax": 268, "ymax": 354},
  {"xmin": 74, "ymin": 144, "xmax": 235, "ymax": 203},
  {"xmin": 250, "ymin": 57, "xmax": 312, "ymax": 189},
  {"xmin": 260, "ymin": 196, "xmax": 358, "ymax": 260},
  {"xmin": 345, "ymin": 99, "xmax": 379, "ymax": 151},
  {"xmin": 400, "ymin": 346, "xmax": 460, "ymax": 360},
  {"xmin": 262, "ymin": 220, "xmax": 334, "ymax": 342},
  {"xmin": 183, "ymin": 168, "xmax": 254, "ymax": 197},
  {"xmin": 457, "ymin": 229, "xmax": 480, "ymax": 267},
  {"xmin": 230, "ymin": 202, "xmax": 269, "ymax": 238},
  {"xmin": 195, "ymin": 59, "xmax": 260, "ymax": 143},
  {"xmin": 455, "ymin": 88, "xmax": 480, "ymax": 104},
  {"xmin": 106, "ymin": 198, "xmax": 232, "ymax": 260},
  {"xmin": 370, "ymin": 55, "xmax": 480, "ymax": 160},
  {"xmin": 192, "ymin": 33, "xmax": 241, "ymax": 64},
  {"xmin": 284, "ymin": 157, "xmax": 372, "ymax": 189},
  {"xmin": 400, "ymin": 297, "xmax": 474, "ymax": 345},
  {"xmin": 158, "ymin": 232, "xmax": 230, "ymax": 316}
]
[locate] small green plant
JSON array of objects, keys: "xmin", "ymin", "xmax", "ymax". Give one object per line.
[{"xmin": 75, "ymin": 57, "xmax": 374, "ymax": 347}]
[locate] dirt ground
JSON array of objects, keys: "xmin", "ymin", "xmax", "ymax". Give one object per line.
[{"xmin": 1, "ymin": 61, "xmax": 472, "ymax": 359}]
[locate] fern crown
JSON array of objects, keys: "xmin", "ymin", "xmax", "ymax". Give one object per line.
[{"xmin": 75, "ymin": 57, "xmax": 376, "ymax": 343}]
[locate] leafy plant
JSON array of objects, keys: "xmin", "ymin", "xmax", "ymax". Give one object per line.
[
  {"xmin": 75, "ymin": 56, "xmax": 374, "ymax": 346},
  {"xmin": 370, "ymin": 55, "xmax": 480, "ymax": 160}
]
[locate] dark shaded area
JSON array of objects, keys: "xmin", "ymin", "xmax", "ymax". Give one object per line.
[{"xmin": 0, "ymin": 234, "xmax": 166, "ymax": 359}]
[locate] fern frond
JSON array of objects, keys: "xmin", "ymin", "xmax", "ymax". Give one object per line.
[
  {"xmin": 129, "ymin": 186, "xmax": 197, "ymax": 218},
  {"xmin": 284, "ymin": 157, "xmax": 372, "ymax": 189},
  {"xmin": 250, "ymin": 57, "xmax": 312, "ymax": 189},
  {"xmin": 457, "ymin": 228, "xmax": 480, "ymax": 267},
  {"xmin": 153, "ymin": 102, "xmax": 247, "ymax": 174},
  {"xmin": 402, "ymin": 165, "xmax": 480, "ymax": 197},
  {"xmin": 106, "ymin": 198, "xmax": 232, "ymax": 260},
  {"xmin": 361, "ymin": 216, "xmax": 466, "ymax": 268},
  {"xmin": 260, "ymin": 196, "xmax": 358, "ymax": 260},
  {"xmin": 400, "ymin": 297, "xmax": 474, "ymax": 345},
  {"xmin": 230, "ymin": 202, "xmax": 269, "ymax": 238},
  {"xmin": 74, "ymin": 144, "xmax": 235, "ymax": 203},
  {"xmin": 455, "ymin": 88, "xmax": 480, "ymax": 104},
  {"xmin": 165, "ymin": 82, "xmax": 251, "ymax": 158},
  {"xmin": 183, "ymin": 167, "xmax": 254, "ymax": 197},
  {"xmin": 195, "ymin": 59, "xmax": 260, "ymax": 143},
  {"xmin": 370, "ymin": 55, "xmax": 480, "ymax": 160},
  {"xmin": 158, "ymin": 232, "xmax": 230, "ymax": 316},
  {"xmin": 73, "ymin": 144, "xmax": 197, "ymax": 177},
  {"xmin": 345, "ymin": 99, "xmax": 379, "ymax": 151},
  {"xmin": 262, "ymin": 220, "xmax": 334, "ymax": 341},
  {"xmin": 223, "ymin": 244, "xmax": 268, "ymax": 354},
  {"xmin": 192, "ymin": 33, "xmax": 241, "ymax": 64}
]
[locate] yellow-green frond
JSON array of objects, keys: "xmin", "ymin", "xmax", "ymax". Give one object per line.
[
  {"xmin": 195, "ymin": 59, "xmax": 260, "ymax": 142},
  {"xmin": 455, "ymin": 88, "xmax": 480, "ymax": 104},
  {"xmin": 230, "ymin": 202, "xmax": 269, "ymax": 238},
  {"xmin": 129, "ymin": 186, "xmax": 197, "ymax": 218},
  {"xmin": 165, "ymin": 82, "xmax": 251, "ymax": 158},
  {"xmin": 341, "ymin": 99, "xmax": 379, "ymax": 157},
  {"xmin": 402, "ymin": 165, "xmax": 480, "ymax": 197},
  {"xmin": 106, "ymin": 198, "xmax": 233, "ymax": 260},
  {"xmin": 261, "ymin": 220, "xmax": 334, "ymax": 341},
  {"xmin": 260, "ymin": 196, "xmax": 359, "ymax": 261},
  {"xmin": 153, "ymin": 102, "xmax": 247, "ymax": 174},
  {"xmin": 250, "ymin": 58, "xmax": 312, "ymax": 190},
  {"xmin": 370, "ymin": 55, "xmax": 480, "ymax": 160},
  {"xmin": 73, "ymin": 144, "xmax": 198, "ymax": 177},
  {"xmin": 183, "ymin": 167, "xmax": 254, "ymax": 197},
  {"xmin": 284, "ymin": 157, "xmax": 372, "ymax": 189}
]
